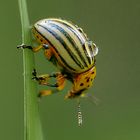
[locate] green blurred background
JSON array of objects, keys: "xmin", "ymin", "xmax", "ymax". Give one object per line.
[{"xmin": 0, "ymin": 0, "xmax": 140, "ymax": 140}]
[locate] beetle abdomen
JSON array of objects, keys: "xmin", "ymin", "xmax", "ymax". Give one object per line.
[{"xmin": 33, "ymin": 18, "xmax": 95, "ymax": 73}]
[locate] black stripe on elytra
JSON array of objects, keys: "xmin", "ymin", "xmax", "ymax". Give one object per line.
[
  {"xmin": 48, "ymin": 22, "xmax": 88, "ymax": 68},
  {"xmin": 88, "ymin": 43, "xmax": 94, "ymax": 61},
  {"xmin": 52, "ymin": 20, "xmax": 89, "ymax": 66},
  {"xmin": 37, "ymin": 24, "xmax": 84, "ymax": 70},
  {"xmin": 82, "ymin": 44, "xmax": 91, "ymax": 65},
  {"xmin": 33, "ymin": 27, "xmax": 77, "ymax": 72},
  {"xmin": 56, "ymin": 21, "xmax": 84, "ymax": 44}
]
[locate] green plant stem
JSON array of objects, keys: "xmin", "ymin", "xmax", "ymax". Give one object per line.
[{"xmin": 18, "ymin": 0, "xmax": 44, "ymax": 140}]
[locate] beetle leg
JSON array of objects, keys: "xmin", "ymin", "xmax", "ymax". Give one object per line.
[
  {"xmin": 17, "ymin": 44, "xmax": 46, "ymax": 52},
  {"xmin": 32, "ymin": 45, "xmax": 44, "ymax": 52},
  {"xmin": 17, "ymin": 44, "xmax": 43, "ymax": 52},
  {"xmin": 36, "ymin": 72, "xmax": 66, "ymax": 98},
  {"xmin": 38, "ymin": 76, "xmax": 66, "ymax": 97},
  {"xmin": 55, "ymin": 73, "xmax": 66, "ymax": 91},
  {"xmin": 32, "ymin": 69, "xmax": 66, "ymax": 90},
  {"xmin": 38, "ymin": 90, "xmax": 52, "ymax": 97},
  {"xmin": 38, "ymin": 89, "xmax": 58, "ymax": 98},
  {"xmin": 17, "ymin": 44, "xmax": 53, "ymax": 60},
  {"xmin": 32, "ymin": 69, "xmax": 55, "ymax": 86},
  {"xmin": 32, "ymin": 44, "xmax": 50, "ymax": 53}
]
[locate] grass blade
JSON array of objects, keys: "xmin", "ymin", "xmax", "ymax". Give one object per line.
[{"xmin": 18, "ymin": 0, "xmax": 44, "ymax": 140}]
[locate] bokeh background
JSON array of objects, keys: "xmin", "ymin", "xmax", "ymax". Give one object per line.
[{"xmin": 0, "ymin": 0, "xmax": 140, "ymax": 140}]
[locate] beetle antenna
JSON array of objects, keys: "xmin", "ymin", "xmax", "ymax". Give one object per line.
[
  {"xmin": 86, "ymin": 93, "xmax": 100, "ymax": 106},
  {"xmin": 77, "ymin": 99, "xmax": 83, "ymax": 126}
]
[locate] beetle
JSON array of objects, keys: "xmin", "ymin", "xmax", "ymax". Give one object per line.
[{"xmin": 20, "ymin": 18, "xmax": 98, "ymax": 99}]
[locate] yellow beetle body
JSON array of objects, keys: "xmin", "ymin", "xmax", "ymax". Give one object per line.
[{"xmin": 31, "ymin": 18, "xmax": 98, "ymax": 98}]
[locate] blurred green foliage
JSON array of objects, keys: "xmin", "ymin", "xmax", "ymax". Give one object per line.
[{"xmin": 0, "ymin": 0, "xmax": 140, "ymax": 140}]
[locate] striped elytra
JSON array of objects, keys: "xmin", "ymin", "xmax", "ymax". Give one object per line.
[{"xmin": 33, "ymin": 18, "xmax": 98, "ymax": 74}]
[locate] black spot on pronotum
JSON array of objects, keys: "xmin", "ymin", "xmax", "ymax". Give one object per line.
[
  {"xmin": 91, "ymin": 71, "xmax": 94, "ymax": 74},
  {"xmin": 40, "ymin": 39, "xmax": 43, "ymax": 42},
  {"xmin": 86, "ymin": 78, "xmax": 90, "ymax": 82},
  {"xmin": 36, "ymin": 35, "xmax": 39, "ymax": 38},
  {"xmin": 80, "ymin": 83, "xmax": 84, "ymax": 86}
]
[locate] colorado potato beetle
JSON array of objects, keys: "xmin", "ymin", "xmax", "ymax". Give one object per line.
[{"xmin": 31, "ymin": 18, "xmax": 98, "ymax": 99}]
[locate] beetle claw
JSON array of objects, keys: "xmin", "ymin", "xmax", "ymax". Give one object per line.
[
  {"xmin": 32, "ymin": 69, "xmax": 39, "ymax": 81},
  {"xmin": 32, "ymin": 68, "xmax": 37, "ymax": 76},
  {"xmin": 17, "ymin": 44, "xmax": 32, "ymax": 49}
]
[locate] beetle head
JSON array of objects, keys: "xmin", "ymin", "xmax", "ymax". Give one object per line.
[{"xmin": 65, "ymin": 89, "xmax": 86, "ymax": 99}]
